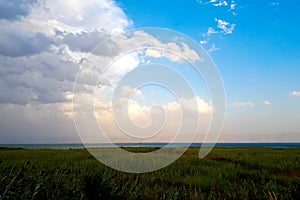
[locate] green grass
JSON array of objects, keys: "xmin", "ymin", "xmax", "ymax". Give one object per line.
[{"xmin": 0, "ymin": 147, "xmax": 299, "ymax": 199}]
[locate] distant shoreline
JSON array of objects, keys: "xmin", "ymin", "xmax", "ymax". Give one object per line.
[{"xmin": 1, "ymin": 143, "xmax": 300, "ymax": 150}]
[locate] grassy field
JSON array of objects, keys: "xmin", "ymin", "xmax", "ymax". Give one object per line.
[{"xmin": 0, "ymin": 147, "xmax": 299, "ymax": 200}]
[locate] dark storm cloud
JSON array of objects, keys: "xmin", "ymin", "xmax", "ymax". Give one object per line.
[{"xmin": 0, "ymin": 0, "xmax": 37, "ymax": 20}]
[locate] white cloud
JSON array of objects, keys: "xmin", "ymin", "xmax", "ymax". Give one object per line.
[
  {"xmin": 199, "ymin": 27, "xmax": 218, "ymax": 49},
  {"xmin": 0, "ymin": 0, "xmax": 212, "ymax": 143},
  {"xmin": 208, "ymin": 44, "xmax": 220, "ymax": 52},
  {"xmin": 213, "ymin": 1, "xmax": 228, "ymax": 7},
  {"xmin": 229, "ymin": 0, "xmax": 237, "ymax": 15},
  {"xmin": 89, "ymin": 95, "xmax": 213, "ymax": 141},
  {"xmin": 180, "ymin": 96, "xmax": 214, "ymax": 114},
  {"xmin": 120, "ymin": 86, "xmax": 143, "ymax": 98},
  {"xmin": 29, "ymin": 0, "xmax": 132, "ymax": 34},
  {"xmin": 197, "ymin": 0, "xmax": 237, "ymax": 15},
  {"xmin": 230, "ymin": 1, "xmax": 236, "ymax": 10},
  {"xmin": 289, "ymin": 91, "xmax": 300, "ymax": 97},
  {"xmin": 197, "ymin": 0, "xmax": 217, "ymax": 5},
  {"xmin": 0, "ymin": 0, "xmax": 135, "ymax": 106},
  {"xmin": 229, "ymin": 101, "xmax": 255, "ymax": 107},
  {"xmin": 263, "ymin": 100, "xmax": 272, "ymax": 106},
  {"xmin": 200, "ymin": 40, "xmax": 208, "ymax": 45},
  {"xmin": 215, "ymin": 18, "xmax": 236, "ymax": 34},
  {"xmin": 145, "ymin": 49, "xmax": 162, "ymax": 58},
  {"xmin": 127, "ymin": 31, "xmax": 202, "ymax": 63},
  {"xmin": 269, "ymin": 2, "xmax": 279, "ymax": 6},
  {"xmin": 207, "ymin": 27, "xmax": 218, "ymax": 36}
]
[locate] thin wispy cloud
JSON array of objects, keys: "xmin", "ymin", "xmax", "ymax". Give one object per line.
[
  {"xmin": 207, "ymin": 27, "xmax": 218, "ymax": 36},
  {"xmin": 270, "ymin": 2, "xmax": 279, "ymax": 6},
  {"xmin": 208, "ymin": 44, "xmax": 220, "ymax": 52},
  {"xmin": 229, "ymin": 102, "xmax": 255, "ymax": 108},
  {"xmin": 196, "ymin": 0, "xmax": 217, "ymax": 5},
  {"xmin": 213, "ymin": 1, "xmax": 228, "ymax": 7},
  {"xmin": 198, "ymin": 0, "xmax": 237, "ymax": 15},
  {"xmin": 199, "ymin": 27, "xmax": 218, "ymax": 45},
  {"xmin": 197, "ymin": 0, "xmax": 237, "ymax": 52},
  {"xmin": 269, "ymin": 2, "xmax": 279, "ymax": 11}
]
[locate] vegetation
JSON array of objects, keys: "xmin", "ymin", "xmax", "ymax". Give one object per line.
[{"xmin": 0, "ymin": 147, "xmax": 299, "ymax": 199}]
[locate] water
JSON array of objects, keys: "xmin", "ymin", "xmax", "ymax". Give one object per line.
[{"xmin": 0, "ymin": 143, "xmax": 300, "ymax": 149}]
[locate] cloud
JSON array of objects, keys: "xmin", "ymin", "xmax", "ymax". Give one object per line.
[
  {"xmin": 90, "ymin": 95, "xmax": 213, "ymax": 140},
  {"xmin": 0, "ymin": 0, "xmax": 37, "ymax": 20},
  {"xmin": 207, "ymin": 27, "xmax": 218, "ymax": 36},
  {"xmin": 28, "ymin": 0, "xmax": 132, "ymax": 33},
  {"xmin": 200, "ymin": 40, "xmax": 208, "ymax": 45},
  {"xmin": 289, "ymin": 91, "xmax": 300, "ymax": 97},
  {"xmin": 0, "ymin": 26, "xmax": 53, "ymax": 57},
  {"xmin": 269, "ymin": 2, "xmax": 279, "ymax": 7},
  {"xmin": 198, "ymin": 0, "xmax": 237, "ymax": 15},
  {"xmin": 197, "ymin": 0, "xmax": 217, "ymax": 5},
  {"xmin": 0, "ymin": 0, "xmax": 133, "ymax": 105},
  {"xmin": 129, "ymin": 31, "xmax": 202, "ymax": 63},
  {"xmin": 263, "ymin": 100, "xmax": 272, "ymax": 106},
  {"xmin": 213, "ymin": 1, "xmax": 228, "ymax": 7},
  {"xmin": 199, "ymin": 19, "xmax": 235, "ymax": 52},
  {"xmin": 199, "ymin": 27, "xmax": 218, "ymax": 48},
  {"xmin": 0, "ymin": 103, "xmax": 79, "ymax": 143},
  {"xmin": 269, "ymin": 2, "xmax": 279, "ymax": 12},
  {"xmin": 230, "ymin": 0, "xmax": 236, "ymax": 9},
  {"xmin": 120, "ymin": 86, "xmax": 143, "ymax": 98},
  {"xmin": 215, "ymin": 18, "xmax": 236, "ymax": 34},
  {"xmin": 62, "ymin": 31, "xmax": 113, "ymax": 54},
  {"xmin": 229, "ymin": 101, "xmax": 255, "ymax": 107},
  {"xmin": 0, "ymin": 0, "xmax": 213, "ymax": 143},
  {"xmin": 180, "ymin": 96, "xmax": 214, "ymax": 114},
  {"xmin": 208, "ymin": 44, "xmax": 220, "ymax": 52}
]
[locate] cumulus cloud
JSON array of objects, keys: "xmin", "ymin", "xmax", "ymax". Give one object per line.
[
  {"xmin": 0, "ymin": 0, "xmax": 37, "ymax": 20},
  {"xmin": 0, "ymin": 26, "xmax": 53, "ymax": 57},
  {"xmin": 120, "ymin": 86, "xmax": 143, "ymax": 98},
  {"xmin": 89, "ymin": 95, "xmax": 213, "ymax": 140},
  {"xmin": 0, "ymin": 0, "xmax": 212, "ymax": 143},
  {"xmin": 0, "ymin": 0, "xmax": 133, "ymax": 106},
  {"xmin": 28, "ymin": 0, "xmax": 132, "ymax": 33},
  {"xmin": 289, "ymin": 91, "xmax": 300, "ymax": 97}
]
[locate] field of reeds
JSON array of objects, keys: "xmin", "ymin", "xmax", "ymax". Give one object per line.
[{"xmin": 0, "ymin": 147, "xmax": 299, "ymax": 199}]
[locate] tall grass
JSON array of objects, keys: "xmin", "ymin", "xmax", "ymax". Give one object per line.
[{"xmin": 0, "ymin": 147, "xmax": 299, "ymax": 199}]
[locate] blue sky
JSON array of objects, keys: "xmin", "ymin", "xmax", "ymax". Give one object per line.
[
  {"xmin": 116, "ymin": 0, "xmax": 300, "ymax": 103},
  {"xmin": 0, "ymin": 0, "xmax": 299, "ymax": 143},
  {"xmin": 114, "ymin": 0, "xmax": 300, "ymax": 140}
]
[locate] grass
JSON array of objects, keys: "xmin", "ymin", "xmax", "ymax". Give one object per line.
[{"xmin": 0, "ymin": 147, "xmax": 299, "ymax": 199}]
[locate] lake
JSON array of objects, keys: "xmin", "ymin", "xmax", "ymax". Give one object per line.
[{"xmin": 1, "ymin": 143, "xmax": 300, "ymax": 149}]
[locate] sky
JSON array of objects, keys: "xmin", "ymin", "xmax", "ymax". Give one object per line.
[{"xmin": 0, "ymin": 0, "xmax": 299, "ymax": 143}]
